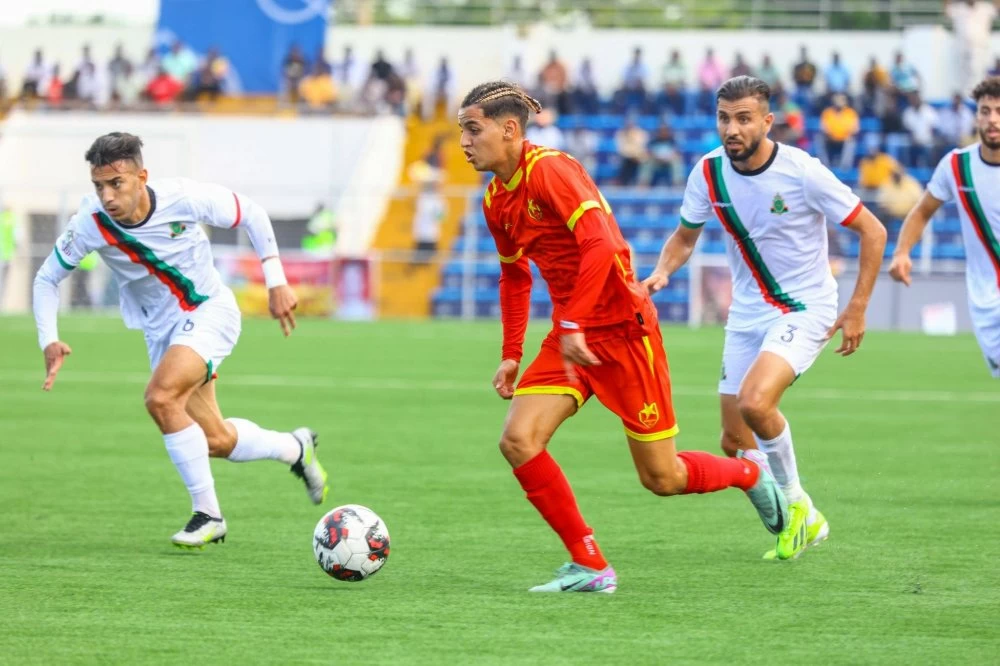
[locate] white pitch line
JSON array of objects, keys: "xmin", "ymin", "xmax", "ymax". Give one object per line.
[{"xmin": 0, "ymin": 370, "xmax": 996, "ymax": 403}]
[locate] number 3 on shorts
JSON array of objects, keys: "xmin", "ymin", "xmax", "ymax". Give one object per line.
[{"xmin": 780, "ymin": 324, "xmax": 797, "ymax": 343}]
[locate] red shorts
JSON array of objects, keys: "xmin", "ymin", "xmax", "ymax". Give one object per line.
[{"xmin": 514, "ymin": 326, "xmax": 678, "ymax": 441}]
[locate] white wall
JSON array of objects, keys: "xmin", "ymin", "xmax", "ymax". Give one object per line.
[
  {"xmin": 0, "ymin": 110, "xmax": 405, "ymax": 249},
  {"xmin": 0, "ymin": 22, "xmax": 979, "ymax": 101}
]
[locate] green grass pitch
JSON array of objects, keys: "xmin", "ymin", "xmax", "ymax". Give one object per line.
[{"xmin": 0, "ymin": 315, "xmax": 997, "ymax": 665}]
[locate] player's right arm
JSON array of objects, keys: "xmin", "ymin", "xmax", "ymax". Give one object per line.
[
  {"xmin": 643, "ymin": 161, "xmax": 711, "ymax": 294},
  {"xmin": 890, "ymin": 154, "xmax": 951, "ymax": 286},
  {"xmin": 485, "ymin": 194, "xmax": 532, "ymax": 399},
  {"xmin": 33, "ymin": 208, "xmax": 100, "ymax": 391}
]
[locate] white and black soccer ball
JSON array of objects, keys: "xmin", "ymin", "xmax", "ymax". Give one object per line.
[{"xmin": 313, "ymin": 504, "xmax": 390, "ymax": 581}]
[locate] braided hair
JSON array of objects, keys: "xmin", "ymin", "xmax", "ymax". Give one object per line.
[{"xmin": 461, "ymin": 81, "xmax": 542, "ymax": 131}]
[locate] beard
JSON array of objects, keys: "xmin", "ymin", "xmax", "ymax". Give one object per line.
[
  {"xmin": 979, "ymin": 127, "xmax": 1000, "ymax": 150},
  {"xmin": 724, "ymin": 135, "xmax": 762, "ymax": 162}
]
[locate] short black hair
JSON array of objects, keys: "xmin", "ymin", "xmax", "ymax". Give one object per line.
[
  {"xmin": 461, "ymin": 81, "xmax": 542, "ymax": 131},
  {"xmin": 972, "ymin": 77, "xmax": 1000, "ymax": 102},
  {"xmin": 85, "ymin": 132, "xmax": 144, "ymax": 168},
  {"xmin": 717, "ymin": 76, "xmax": 771, "ymax": 106}
]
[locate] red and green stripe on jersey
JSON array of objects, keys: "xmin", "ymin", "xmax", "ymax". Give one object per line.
[
  {"xmin": 703, "ymin": 156, "xmax": 806, "ymax": 314},
  {"xmin": 952, "ymin": 151, "xmax": 1000, "ymax": 289},
  {"xmin": 93, "ymin": 212, "xmax": 208, "ymax": 311}
]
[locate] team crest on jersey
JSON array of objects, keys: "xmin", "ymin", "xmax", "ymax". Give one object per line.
[
  {"xmin": 60, "ymin": 229, "xmax": 75, "ymax": 253},
  {"xmin": 169, "ymin": 222, "xmax": 188, "ymax": 238},
  {"xmin": 638, "ymin": 402, "xmax": 660, "ymax": 428},
  {"xmin": 770, "ymin": 193, "xmax": 789, "ymax": 215},
  {"xmin": 527, "ymin": 199, "xmax": 543, "ymax": 221}
]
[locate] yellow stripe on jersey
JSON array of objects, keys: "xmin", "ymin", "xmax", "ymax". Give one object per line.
[
  {"xmin": 566, "ymin": 200, "xmax": 602, "ymax": 231},
  {"xmin": 525, "ymin": 150, "xmax": 562, "ymax": 182},
  {"xmin": 502, "ymin": 168, "xmax": 523, "ymax": 192},
  {"xmin": 484, "ymin": 184, "xmax": 493, "ymax": 209},
  {"xmin": 498, "ymin": 248, "xmax": 524, "ymax": 263},
  {"xmin": 598, "ymin": 190, "xmax": 612, "ymax": 214}
]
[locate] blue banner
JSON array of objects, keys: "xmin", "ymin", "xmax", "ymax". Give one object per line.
[{"xmin": 156, "ymin": 0, "xmax": 329, "ymax": 93}]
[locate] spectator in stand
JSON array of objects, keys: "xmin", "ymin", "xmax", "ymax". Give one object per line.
[
  {"xmin": 360, "ymin": 49, "xmax": 396, "ymax": 111},
  {"xmin": 334, "ymin": 46, "xmax": 364, "ymax": 105},
  {"xmin": 819, "ymin": 93, "xmax": 860, "ymax": 169},
  {"xmin": 565, "ymin": 126, "xmax": 599, "ymax": 174},
  {"xmin": 411, "ymin": 176, "xmax": 446, "ymax": 268},
  {"xmin": 74, "ymin": 45, "xmax": 95, "ymax": 83},
  {"xmin": 45, "ymin": 64, "xmax": 64, "ymax": 106},
  {"xmin": 422, "ymin": 56, "xmax": 455, "ymax": 120},
  {"xmin": 282, "ymin": 44, "xmax": 308, "ymax": 104},
  {"xmin": 902, "ymin": 91, "xmax": 938, "ymax": 167},
  {"xmin": 861, "ymin": 56, "xmax": 891, "ymax": 116},
  {"xmin": 572, "ymin": 58, "xmax": 599, "ymax": 114},
  {"xmin": 76, "ymin": 61, "xmax": 101, "ymax": 107},
  {"xmin": 945, "ymin": 0, "xmax": 998, "ymax": 95},
  {"xmin": 876, "ymin": 167, "xmax": 923, "ymax": 222},
  {"xmin": 615, "ymin": 116, "xmax": 648, "ymax": 186},
  {"xmin": 538, "ymin": 50, "xmax": 569, "ymax": 114},
  {"xmin": 188, "ymin": 48, "xmax": 227, "ymax": 101},
  {"xmin": 990, "ymin": 56, "xmax": 1000, "ymax": 77},
  {"xmin": 616, "ymin": 47, "xmax": 649, "ymax": 113},
  {"xmin": 730, "ymin": 53, "xmax": 753, "ymax": 78},
  {"xmin": 775, "ymin": 90, "xmax": 806, "ymax": 147},
  {"xmin": 526, "ymin": 108, "xmax": 565, "ymax": 150},
  {"xmin": 114, "ymin": 61, "xmax": 143, "ymax": 108},
  {"xmin": 646, "ymin": 121, "xmax": 682, "ymax": 187},
  {"xmin": 107, "ymin": 44, "xmax": 131, "ymax": 96},
  {"xmin": 654, "ymin": 77, "xmax": 686, "ymax": 116},
  {"xmin": 299, "ymin": 60, "xmax": 337, "ymax": 111},
  {"xmin": 507, "ymin": 55, "xmax": 529, "ymax": 89},
  {"xmin": 161, "ymin": 40, "xmax": 198, "ymax": 87},
  {"xmin": 792, "ymin": 46, "xmax": 818, "ymax": 104},
  {"xmin": 369, "ymin": 49, "xmax": 395, "ymax": 83},
  {"xmin": 824, "ymin": 51, "xmax": 851, "ymax": 101},
  {"xmin": 138, "ymin": 48, "xmax": 159, "ymax": 88},
  {"xmin": 890, "ymin": 52, "xmax": 921, "ymax": 97},
  {"xmin": 661, "ymin": 50, "xmax": 685, "ymax": 89},
  {"xmin": 756, "ymin": 54, "xmax": 781, "ymax": 92},
  {"xmin": 858, "ymin": 139, "xmax": 902, "ymax": 189},
  {"xmin": 696, "ymin": 48, "xmax": 726, "ymax": 113},
  {"xmin": 22, "ymin": 50, "xmax": 48, "ymax": 99},
  {"xmin": 936, "ymin": 93, "xmax": 976, "ymax": 152},
  {"xmin": 399, "ymin": 48, "xmax": 422, "ymax": 114},
  {"xmin": 145, "ymin": 67, "xmax": 185, "ymax": 106}
]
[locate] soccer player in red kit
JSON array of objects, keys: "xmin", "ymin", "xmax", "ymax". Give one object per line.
[{"xmin": 458, "ymin": 81, "xmax": 790, "ymax": 593}]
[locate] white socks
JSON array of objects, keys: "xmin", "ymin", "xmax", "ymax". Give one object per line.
[
  {"xmin": 754, "ymin": 421, "xmax": 812, "ymax": 513},
  {"xmin": 225, "ymin": 418, "xmax": 301, "ymax": 465},
  {"xmin": 163, "ymin": 423, "xmax": 221, "ymax": 519}
]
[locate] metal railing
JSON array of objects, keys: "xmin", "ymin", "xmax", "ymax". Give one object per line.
[{"xmin": 334, "ymin": 0, "xmax": 946, "ymax": 30}]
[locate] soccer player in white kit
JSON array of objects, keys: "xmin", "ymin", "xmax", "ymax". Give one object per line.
[
  {"xmin": 643, "ymin": 77, "xmax": 887, "ymax": 560},
  {"xmin": 33, "ymin": 133, "xmax": 329, "ymax": 549},
  {"xmin": 891, "ymin": 77, "xmax": 1000, "ymax": 378}
]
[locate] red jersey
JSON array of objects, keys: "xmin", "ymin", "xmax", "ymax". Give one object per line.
[{"xmin": 484, "ymin": 141, "xmax": 654, "ymax": 362}]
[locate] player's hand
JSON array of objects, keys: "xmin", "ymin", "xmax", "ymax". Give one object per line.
[
  {"xmin": 827, "ymin": 306, "xmax": 865, "ymax": 357},
  {"xmin": 42, "ymin": 341, "xmax": 72, "ymax": 391},
  {"xmin": 888, "ymin": 254, "xmax": 912, "ymax": 286},
  {"xmin": 492, "ymin": 359, "xmax": 519, "ymax": 399},
  {"xmin": 642, "ymin": 270, "xmax": 669, "ymax": 295},
  {"xmin": 561, "ymin": 332, "xmax": 601, "ymax": 367},
  {"xmin": 268, "ymin": 284, "xmax": 298, "ymax": 337}
]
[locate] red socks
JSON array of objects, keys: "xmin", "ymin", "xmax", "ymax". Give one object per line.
[
  {"xmin": 513, "ymin": 451, "xmax": 608, "ymax": 570},
  {"xmin": 677, "ymin": 451, "xmax": 758, "ymax": 493}
]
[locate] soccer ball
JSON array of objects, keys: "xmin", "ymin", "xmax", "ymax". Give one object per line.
[{"xmin": 313, "ymin": 504, "xmax": 390, "ymax": 581}]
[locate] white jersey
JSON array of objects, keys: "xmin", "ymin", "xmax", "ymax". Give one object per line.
[
  {"xmin": 926, "ymin": 144, "xmax": 1000, "ymax": 317},
  {"xmin": 680, "ymin": 143, "xmax": 862, "ymax": 329},
  {"xmin": 45, "ymin": 178, "xmax": 273, "ymax": 341}
]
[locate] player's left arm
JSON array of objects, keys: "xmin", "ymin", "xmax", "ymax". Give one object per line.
[
  {"xmin": 188, "ymin": 180, "xmax": 297, "ymax": 336},
  {"xmin": 533, "ymin": 159, "xmax": 616, "ymax": 367},
  {"xmin": 803, "ymin": 160, "xmax": 887, "ymax": 357}
]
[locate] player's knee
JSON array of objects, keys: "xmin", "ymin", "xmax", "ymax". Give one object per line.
[
  {"xmin": 640, "ymin": 469, "xmax": 685, "ymax": 497},
  {"xmin": 498, "ymin": 426, "xmax": 546, "ymax": 466},
  {"xmin": 205, "ymin": 429, "xmax": 237, "ymax": 458},
  {"xmin": 143, "ymin": 386, "xmax": 177, "ymax": 423},
  {"xmin": 736, "ymin": 388, "xmax": 772, "ymax": 427}
]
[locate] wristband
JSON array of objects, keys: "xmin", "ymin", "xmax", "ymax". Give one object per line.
[{"xmin": 262, "ymin": 258, "xmax": 287, "ymax": 288}]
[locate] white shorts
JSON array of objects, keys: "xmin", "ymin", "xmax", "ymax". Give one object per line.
[
  {"xmin": 146, "ymin": 293, "xmax": 242, "ymax": 381},
  {"xmin": 971, "ymin": 307, "xmax": 1000, "ymax": 379},
  {"xmin": 719, "ymin": 308, "xmax": 836, "ymax": 395}
]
